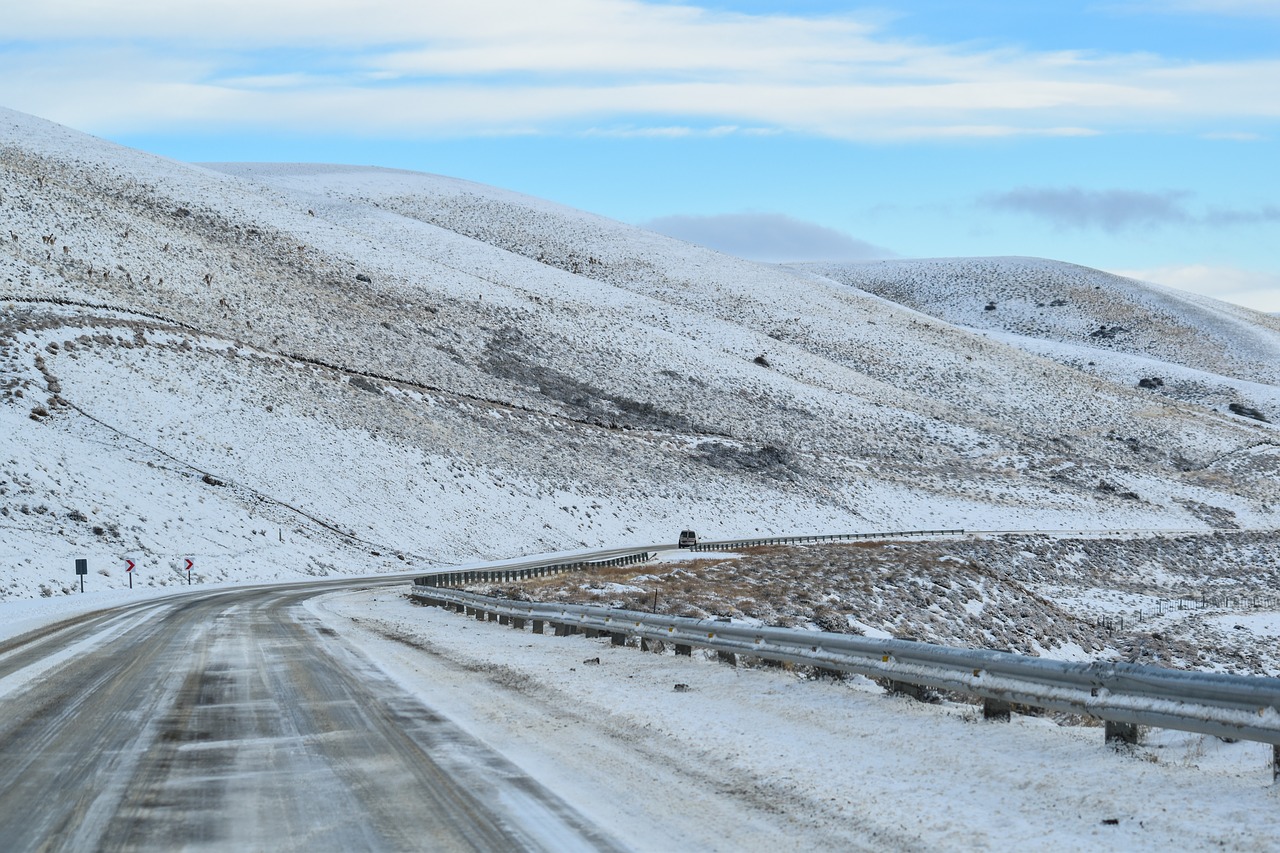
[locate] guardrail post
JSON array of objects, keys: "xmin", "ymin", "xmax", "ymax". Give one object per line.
[
  {"xmin": 498, "ymin": 614, "xmax": 509, "ymax": 626},
  {"xmin": 532, "ymin": 619, "xmax": 544, "ymax": 634},
  {"xmin": 611, "ymin": 632, "xmax": 627, "ymax": 646},
  {"xmin": 888, "ymin": 681, "xmax": 925, "ymax": 700},
  {"xmin": 1105, "ymin": 721, "xmax": 1140, "ymax": 747},
  {"xmin": 983, "ymin": 698, "xmax": 1012, "ymax": 722},
  {"xmin": 717, "ymin": 651, "xmax": 737, "ymax": 667},
  {"xmin": 512, "ymin": 617, "xmax": 526, "ymax": 630},
  {"xmin": 675, "ymin": 643, "xmax": 692, "ymax": 656}
]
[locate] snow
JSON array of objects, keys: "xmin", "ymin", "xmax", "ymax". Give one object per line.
[
  {"xmin": 1, "ymin": 100, "xmax": 1279, "ymax": 848},
  {"xmin": 7, "ymin": 106, "xmax": 1280, "ymax": 611},
  {"xmin": 312, "ymin": 588, "xmax": 1280, "ymax": 851},
  {"xmin": 0, "ymin": 599, "xmax": 167, "ymax": 701},
  {"xmin": 805, "ymin": 256, "xmax": 1280, "ymax": 387},
  {"xmin": 1205, "ymin": 613, "xmax": 1280, "ymax": 637}
]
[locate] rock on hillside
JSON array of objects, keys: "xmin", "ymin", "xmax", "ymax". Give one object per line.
[{"xmin": 3, "ymin": 106, "xmax": 1279, "ymax": 598}]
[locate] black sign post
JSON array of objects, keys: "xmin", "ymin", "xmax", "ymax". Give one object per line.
[{"xmin": 75, "ymin": 558, "xmax": 87, "ymax": 593}]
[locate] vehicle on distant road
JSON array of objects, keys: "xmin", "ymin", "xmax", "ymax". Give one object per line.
[{"xmin": 678, "ymin": 529, "xmax": 698, "ymax": 548}]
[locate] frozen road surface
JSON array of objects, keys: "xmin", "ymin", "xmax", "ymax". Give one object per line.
[
  {"xmin": 0, "ymin": 579, "xmax": 622, "ymax": 852},
  {"xmin": 4, "ymin": 573, "xmax": 1279, "ymax": 852}
]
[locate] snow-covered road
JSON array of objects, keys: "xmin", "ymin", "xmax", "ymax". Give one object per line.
[
  {"xmin": 0, "ymin": 579, "xmax": 622, "ymax": 851},
  {"xmin": 315, "ymin": 588, "xmax": 1280, "ymax": 852},
  {"xmin": 3, "ymin": 569, "xmax": 1278, "ymax": 852}
]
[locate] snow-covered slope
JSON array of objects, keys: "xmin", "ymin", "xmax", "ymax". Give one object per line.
[
  {"xmin": 805, "ymin": 257, "xmax": 1280, "ymax": 422},
  {"xmin": 3, "ymin": 106, "xmax": 1279, "ymax": 601}
]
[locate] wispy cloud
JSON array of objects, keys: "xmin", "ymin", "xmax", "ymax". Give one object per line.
[
  {"xmin": 984, "ymin": 187, "xmax": 1280, "ymax": 231},
  {"xmin": 1, "ymin": 0, "xmax": 1278, "ymax": 140},
  {"xmin": 641, "ymin": 213, "xmax": 894, "ymax": 263},
  {"xmin": 580, "ymin": 125, "xmax": 772, "ymax": 139},
  {"xmin": 1115, "ymin": 1, "xmax": 1280, "ymax": 18},
  {"xmin": 1201, "ymin": 131, "xmax": 1266, "ymax": 140}
]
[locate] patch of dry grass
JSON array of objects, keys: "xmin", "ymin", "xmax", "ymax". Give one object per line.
[{"xmin": 474, "ymin": 532, "xmax": 1280, "ymax": 674}]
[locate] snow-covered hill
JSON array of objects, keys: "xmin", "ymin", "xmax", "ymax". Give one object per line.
[
  {"xmin": 3, "ymin": 106, "xmax": 1279, "ymax": 601},
  {"xmin": 806, "ymin": 257, "xmax": 1280, "ymax": 425}
]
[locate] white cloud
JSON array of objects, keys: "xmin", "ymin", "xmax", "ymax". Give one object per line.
[
  {"xmin": 641, "ymin": 213, "xmax": 894, "ymax": 263},
  {"xmin": 1, "ymin": 1, "xmax": 1279, "ymax": 139},
  {"xmin": 1201, "ymin": 131, "xmax": 1266, "ymax": 140},
  {"xmin": 1113, "ymin": 264, "xmax": 1280, "ymax": 312},
  {"xmin": 581, "ymin": 125, "xmax": 760, "ymax": 138},
  {"xmin": 1117, "ymin": 0, "xmax": 1280, "ymax": 18}
]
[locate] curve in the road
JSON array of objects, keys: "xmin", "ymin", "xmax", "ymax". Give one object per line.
[{"xmin": 0, "ymin": 580, "xmax": 623, "ymax": 852}]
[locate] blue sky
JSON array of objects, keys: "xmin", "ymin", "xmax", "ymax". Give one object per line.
[{"xmin": 3, "ymin": 0, "xmax": 1278, "ymax": 308}]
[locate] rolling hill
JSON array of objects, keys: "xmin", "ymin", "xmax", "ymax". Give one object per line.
[{"xmin": 3, "ymin": 105, "xmax": 1278, "ymax": 600}]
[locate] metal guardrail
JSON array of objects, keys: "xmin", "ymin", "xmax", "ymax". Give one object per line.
[
  {"xmin": 689, "ymin": 529, "xmax": 965, "ymax": 551},
  {"xmin": 413, "ymin": 550, "xmax": 656, "ymax": 589},
  {"xmin": 410, "ymin": 560, "xmax": 1280, "ymax": 776}
]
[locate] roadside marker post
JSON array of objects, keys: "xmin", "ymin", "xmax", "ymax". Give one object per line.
[
  {"xmin": 126, "ymin": 558, "xmax": 135, "ymax": 589},
  {"xmin": 75, "ymin": 558, "xmax": 87, "ymax": 593},
  {"xmin": 185, "ymin": 558, "xmax": 193, "ymax": 585}
]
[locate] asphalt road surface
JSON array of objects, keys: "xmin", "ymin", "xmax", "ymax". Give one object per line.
[{"xmin": 0, "ymin": 578, "xmax": 626, "ymax": 852}]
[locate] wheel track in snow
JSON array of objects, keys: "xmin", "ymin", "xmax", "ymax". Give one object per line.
[{"xmin": 0, "ymin": 579, "xmax": 625, "ymax": 851}]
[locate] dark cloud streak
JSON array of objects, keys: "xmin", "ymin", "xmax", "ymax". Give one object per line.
[
  {"xmin": 984, "ymin": 187, "xmax": 1280, "ymax": 232},
  {"xmin": 984, "ymin": 188, "xmax": 1191, "ymax": 231},
  {"xmin": 1204, "ymin": 205, "xmax": 1280, "ymax": 226}
]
